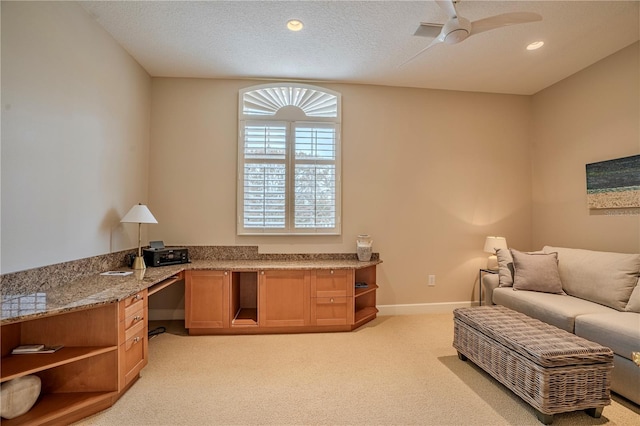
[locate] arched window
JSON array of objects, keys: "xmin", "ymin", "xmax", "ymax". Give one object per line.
[{"xmin": 238, "ymin": 83, "xmax": 341, "ymax": 235}]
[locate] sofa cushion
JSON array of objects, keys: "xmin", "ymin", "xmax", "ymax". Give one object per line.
[
  {"xmin": 625, "ymin": 278, "xmax": 640, "ymax": 313},
  {"xmin": 574, "ymin": 312, "xmax": 640, "ymax": 361},
  {"xmin": 609, "ymin": 354, "xmax": 640, "ymax": 406},
  {"xmin": 493, "ymin": 287, "xmax": 616, "ymax": 332},
  {"xmin": 511, "ymin": 249, "xmax": 564, "ymax": 294},
  {"xmin": 543, "ymin": 246, "xmax": 640, "ymax": 311}
]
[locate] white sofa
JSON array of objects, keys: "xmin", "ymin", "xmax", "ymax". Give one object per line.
[{"xmin": 483, "ymin": 246, "xmax": 640, "ymax": 405}]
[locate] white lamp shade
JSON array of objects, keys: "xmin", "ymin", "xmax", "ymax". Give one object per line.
[
  {"xmin": 483, "ymin": 236, "xmax": 508, "ymax": 254},
  {"xmin": 121, "ymin": 204, "xmax": 158, "ymax": 224}
]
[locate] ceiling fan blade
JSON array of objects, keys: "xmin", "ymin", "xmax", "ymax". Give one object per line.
[
  {"xmin": 471, "ymin": 12, "xmax": 542, "ymax": 36},
  {"xmin": 398, "ymin": 36, "xmax": 443, "ymax": 68},
  {"xmin": 435, "ymin": 0, "xmax": 458, "ymax": 19},
  {"xmin": 414, "ymin": 22, "xmax": 443, "ymax": 38}
]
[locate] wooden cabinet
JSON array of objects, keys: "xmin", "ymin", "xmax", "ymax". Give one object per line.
[
  {"xmin": 185, "ymin": 270, "xmax": 230, "ymax": 329},
  {"xmin": 258, "ymin": 270, "xmax": 311, "ymax": 327},
  {"xmin": 118, "ymin": 290, "xmax": 147, "ymax": 391},
  {"xmin": 184, "ymin": 265, "xmax": 378, "ymax": 334},
  {"xmin": 311, "ymin": 269, "xmax": 354, "ymax": 326},
  {"xmin": 0, "ymin": 305, "xmax": 119, "ymax": 425},
  {"xmin": 0, "ymin": 272, "xmax": 191, "ymax": 425}
]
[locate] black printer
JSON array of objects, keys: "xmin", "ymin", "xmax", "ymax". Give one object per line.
[{"xmin": 143, "ymin": 241, "xmax": 189, "ymax": 267}]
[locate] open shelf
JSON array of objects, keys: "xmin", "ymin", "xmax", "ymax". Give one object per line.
[
  {"xmin": 233, "ymin": 308, "xmax": 258, "ymax": 326},
  {"xmin": 0, "ymin": 391, "xmax": 116, "ymax": 426},
  {"xmin": 354, "ymin": 306, "xmax": 379, "ymax": 325},
  {"xmin": 355, "ymin": 283, "xmax": 378, "ymax": 297},
  {"xmin": 1, "ymin": 301, "xmax": 121, "ymax": 424},
  {"xmin": 231, "ymin": 272, "xmax": 258, "ymax": 327},
  {"xmin": 354, "ymin": 265, "xmax": 378, "ymax": 327},
  {"xmin": 1, "ymin": 346, "xmax": 118, "ymax": 382}
]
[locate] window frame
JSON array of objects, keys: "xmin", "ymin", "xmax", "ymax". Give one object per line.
[{"xmin": 237, "ymin": 83, "xmax": 342, "ymax": 235}]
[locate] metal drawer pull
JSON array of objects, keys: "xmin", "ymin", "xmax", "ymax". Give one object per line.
[
  {"xmin": 133, "ymin": 336, "xmax": 141, "ymax": 344},
  {"xmin": 132, "ymin": 294, "xmax": 141, "ymax": 301},
  {"xmin": 330, "ymin": 298, "xmax": 334, "ymax": 302},
  {"xmin": 133, "ymin": 315, "xmax": 142, "ymax": 322}
]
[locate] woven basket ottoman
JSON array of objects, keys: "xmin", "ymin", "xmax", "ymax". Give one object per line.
[{"xmin": 453, "ymin": 306, "xmax": 613, "ymax": 424}]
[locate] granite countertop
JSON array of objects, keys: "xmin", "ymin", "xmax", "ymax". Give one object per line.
[{"xmin": 1, "ymin": 258, "xmax": 381, "ymax": 324}]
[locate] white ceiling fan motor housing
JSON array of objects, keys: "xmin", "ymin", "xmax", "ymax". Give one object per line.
[{"xmin": 442, "ymin": 17, "xmax": 471, "ymax": 44}]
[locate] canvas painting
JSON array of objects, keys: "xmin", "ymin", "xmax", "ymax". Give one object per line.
[{"xmin": 586, "ymin": 154, "xmax": 640, "ymax": 209}]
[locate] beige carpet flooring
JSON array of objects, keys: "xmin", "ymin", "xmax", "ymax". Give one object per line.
[{"xmin": 76, "ymin": 313, "xmax": 640, "ymax": 425}]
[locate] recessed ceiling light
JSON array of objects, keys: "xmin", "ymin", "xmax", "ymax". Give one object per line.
[
  {"xmin": 526, "ymin": 41, "xmax": 544, "ymax": 51},
  {"xmin": 287, "ymin": 19, "xmax": 304, "ymax": 32}
]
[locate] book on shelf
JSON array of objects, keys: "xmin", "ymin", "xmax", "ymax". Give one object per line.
[
  {"xmin": 12, "ymin": 344, "xmax": 63, "ymax": 354},
  {"xmin": 12, "ymin": 344, "xmax": 45, "ymax": 354}
]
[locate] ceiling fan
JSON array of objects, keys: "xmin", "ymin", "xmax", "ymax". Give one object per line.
[{"xmin": 400, "ymin": 0, "xmax": 542, "ymax": 66}]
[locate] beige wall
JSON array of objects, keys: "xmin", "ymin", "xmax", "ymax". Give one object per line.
[
  {"xmin": 531, "ymin": 42, "xmax": 640, "ymax": 254},
  {"xmin": 150, "ymin": 79, "xmax": 533, "ymax": 305},
  {"xmin": 1, "ymin": 2, "xmax": 151, "ymax": 273},
  {"xmin": 4, "ymin": 2, "xmax": 635, "ymax": 308}
]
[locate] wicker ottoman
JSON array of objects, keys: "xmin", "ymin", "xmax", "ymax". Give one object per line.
[{"xmin": 453, "ymin": 306, "xmax": 613, "ymax": 424}]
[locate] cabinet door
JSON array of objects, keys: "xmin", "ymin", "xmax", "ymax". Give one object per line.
[
  {"xmin": 185, "ymin": 270, "xmax": 230, "ymax": 329},
  {"xmin": 258, "ymin": 270, "xmax": 311, "ymax": 327},
  {"xmin": 312, "ymin": 269, "xmax": 354, "ymax": 298}
]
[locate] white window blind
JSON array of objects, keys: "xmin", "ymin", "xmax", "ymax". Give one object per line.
[
  {"xmin": 243, "ymin": 123, "xmax": 286, "ymax": 229},
  {"xmin": 238, "ymin": 84, "xmax": 341, "ymax": 235},
  {"xmin": 294, "ymin": 124, "xmax": 337, "ymax": 229}
]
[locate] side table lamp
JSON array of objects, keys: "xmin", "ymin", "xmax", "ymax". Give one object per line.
[
  {"xmin": 483, "ymin": 236, "xmax": 508, "ymax": 270},
  {"xmin": 121, "ymin": 203, "xmax": 158, "ymax": 270}
]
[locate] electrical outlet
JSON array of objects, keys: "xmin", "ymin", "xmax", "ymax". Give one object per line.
[{"xmin": 428, "ymin": 275, "xmax": 436, "ymax": 286}]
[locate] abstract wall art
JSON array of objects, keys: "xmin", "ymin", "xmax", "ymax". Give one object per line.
[{"xmin": 586, "ymin": 154, "xmax": 640, "ymax": 209}]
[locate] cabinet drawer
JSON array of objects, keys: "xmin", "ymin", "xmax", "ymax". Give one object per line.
[
  {"xmin": 312, "ymin": 297, "xmax": 352, "ymax": 326},
  {"xmin": 312, "ymin": 269, "xmax": 353, "ymax": 298},
  {"xmin": 120, "ymin": 291, "xmax": 145, "ymax": 324},
  {"xmin": 125, "ymin": 317, "xmax": 145, "ymax": 342},
  {"xmin": 123, "ymin": 308, "xmax": 145, "ymax": 331},
  {"xmin": 123, "ymin": 292, "xmax": 145, "ymax": 309},
  {"xmin": 122, "ymin": 326, "xmax": 147, "ymax": 386}
]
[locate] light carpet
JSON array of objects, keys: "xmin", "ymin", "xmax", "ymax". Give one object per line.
[{"xmin": 75, "ymin": 313, "xmax": 640, "ymax": 425}]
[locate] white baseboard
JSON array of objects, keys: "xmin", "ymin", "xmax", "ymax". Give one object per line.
[
  {"xmin": 377, "ymin": 301, "xmax": 476, "ymax": 316},
  {"xmin": 149, "ymin": 309, "xmax": 185, "ymax": 321}
]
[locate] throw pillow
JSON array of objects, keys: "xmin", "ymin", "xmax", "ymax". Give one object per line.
[
  {"xmin": 511, "ymin": 249, "xmax": 564, "ymax": 294},
  {"xmin": 496, "ymin": 248, "xmax": 514, "ymax": 287},
  {"xmin": 0, "ymin": 375, "xmax": 41, "ymax": 419}
]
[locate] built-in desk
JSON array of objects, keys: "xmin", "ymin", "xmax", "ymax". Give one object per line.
[{"xmin": 0, "ymin": 254, "xmax": 381, "ymax": 425}]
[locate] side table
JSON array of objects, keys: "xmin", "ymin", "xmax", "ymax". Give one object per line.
[{"xmin": 478, "ymin": 268, "xmax": 498, "ymax": 306}]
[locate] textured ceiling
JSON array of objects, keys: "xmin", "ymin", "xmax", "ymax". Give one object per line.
[{"xmin": 80, "ymin": 1, "xmax": 640, "ymax": 95}]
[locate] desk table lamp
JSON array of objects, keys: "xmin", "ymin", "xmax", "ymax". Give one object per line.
[
  {"xmin": 121, "ymin": 203, "xmax": 158, "ymax": 270},
  {"xmin": 483, "ymin": 236, "xmax": 508, "ymax": 270}
]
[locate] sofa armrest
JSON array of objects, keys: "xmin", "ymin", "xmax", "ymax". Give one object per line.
[{"xmin": 482, "ymin": 273, "xmax": 500, "ymax": 305}]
